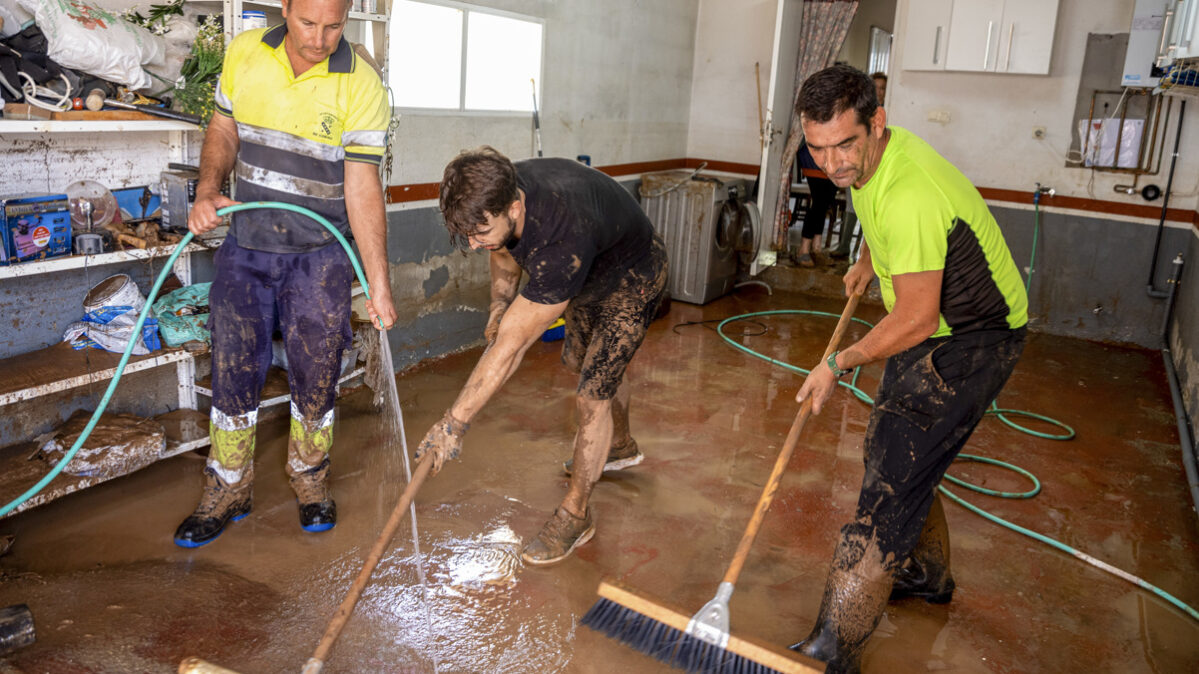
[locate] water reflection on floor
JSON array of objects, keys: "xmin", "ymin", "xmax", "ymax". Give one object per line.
[{"xmin": 1, "ymin": 288, "xmax": 1196, "ymax": 673}]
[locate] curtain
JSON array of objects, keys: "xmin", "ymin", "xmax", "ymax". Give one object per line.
[{"xmin": 771, "ymin": 0, "xmax": 858, "ymax": 250}]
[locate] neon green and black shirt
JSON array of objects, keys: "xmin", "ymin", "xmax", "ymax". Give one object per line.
[
  {"xmin": 851, "ymin": 127, "xmax": 1027, "ymax": 337},
  {"xmin": 214, "ymin": 25, "xmax": 389, "ymax": 253}
]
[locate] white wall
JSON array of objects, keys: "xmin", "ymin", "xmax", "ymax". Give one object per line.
[
  {"xmin": 685, "ymin": 0, "xmax": 777, "ymax": 166},
  {"xmin": 889, "ymin": 0, "xmax": 1199, "ymax": 213},
  {"xmin": 392, "ymin": 0, "xmax": 699, "ymax": 184}
]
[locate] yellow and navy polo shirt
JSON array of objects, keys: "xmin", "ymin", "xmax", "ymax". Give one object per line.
[
  {"xmin": 851, "ymin": 127, "xmax": 1028, "ymax": 337},
  {"xmin": 214, "ymin": 25, "xmax": 389, "ymax": 253}
]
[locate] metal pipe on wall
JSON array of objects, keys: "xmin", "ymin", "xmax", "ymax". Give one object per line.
[
  {"xmin": 1159, "ymin": 254, "xmax": 1198, "ymax": 517},
  {"xmin": 1147, "ymin": 99, "xmax": 1186, "ymax": 299}
]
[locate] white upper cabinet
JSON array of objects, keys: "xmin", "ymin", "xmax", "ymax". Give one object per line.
[
  {"xmin": 902, "ymin": 0, "xmax": 954, "ymax": 70},
  {"xmin": 944, "ymin": 0, "xmax": 1005, "ymax": 72},
  {"xmin": 904, "ymin": 0, "xmax": 1059, "ymax": 74},
  {"xmin": 995, "ymin": 0, "xmax": 1059, "ymax": 74}
]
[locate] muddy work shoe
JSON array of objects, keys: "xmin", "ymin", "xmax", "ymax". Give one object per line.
[
  {"xmin": 289, "ymin": 457, "xmax": 337, "ymax": 533},
  {"xmin": 562, "ymin": 440, "xmax": 644, "ymax": 476},
  {"xmin": 521, "ymin": 507, "xmax": 596, "ymax": 566},
  {"xmin": 173, "ymin": 466, "xmax": 253, "ymax": 548}
]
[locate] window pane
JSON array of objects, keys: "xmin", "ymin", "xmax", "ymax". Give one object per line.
[
  {"xmin": 464, "ymin": 12, "xmax": 543, "ymax": 111},
  {"xmin": 390, "ymin": 1, "xmax": 463, "ymax": 109}
]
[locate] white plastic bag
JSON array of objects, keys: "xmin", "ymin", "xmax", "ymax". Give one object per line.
[
  {"xmin": 62, "ymin": 274, "xmax": 161, "ymax": 356},
  {"xmin": 1077, "ymin": 119, "xmax": 1144, "ymax": 169},
  {"xmin": 0, "ymin": 0, "xmax": 35, "ymax": 38},
  {"xmin": 18, "ymin": 0, "xmax": 166, "ymax": 89}
]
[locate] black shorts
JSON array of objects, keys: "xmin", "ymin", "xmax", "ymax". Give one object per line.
[{"xmin": 562, "ymin": 237, "xmax": 667, "ymax": 399}]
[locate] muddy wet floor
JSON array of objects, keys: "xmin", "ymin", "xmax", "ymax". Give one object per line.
[{"xmin": 1, "ymin": 288, "xmax": 1196, "ymax": 672}]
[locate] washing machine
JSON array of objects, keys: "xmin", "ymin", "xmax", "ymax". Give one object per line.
[{"xmin": 639, "ymin": 170, "xmax": 752, "ymax": 305}]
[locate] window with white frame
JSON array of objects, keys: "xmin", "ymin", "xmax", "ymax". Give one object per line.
[{"xmin": 388, "ymin": 0, "xmax": 544, "ymax": 112}]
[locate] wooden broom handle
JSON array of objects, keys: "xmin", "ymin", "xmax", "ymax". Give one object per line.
[
  {"xmin": 308, "ymin": 452, "xmax": 434, "ymax": 668},
  {"xmin": 722, "ymin": 292, "xmax": 862, "ymax": 585}
]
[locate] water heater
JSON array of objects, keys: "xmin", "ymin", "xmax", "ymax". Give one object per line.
[{"xmin": 1123, "ymin": 0, "xmax": 1172, "ymax": 87}]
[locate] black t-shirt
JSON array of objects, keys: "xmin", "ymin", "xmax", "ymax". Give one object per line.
[{"xmin": 508, "ymin": 158, "xmax": 659, "ymax": 306}]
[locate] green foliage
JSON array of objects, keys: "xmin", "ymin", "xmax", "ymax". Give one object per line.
[
  {"xmin": 122, "ymin": 0, "xmax": 185, "ymax": 36},
  {"xmin": 175, "ymin": 15, "xmax": 225, "ymax": 127}
]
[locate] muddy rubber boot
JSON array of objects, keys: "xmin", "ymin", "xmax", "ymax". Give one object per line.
[
  {"xmin": 890, "ymin": 494, "xmax": 955, "ymax": 604},
  {"xmin": 789, "ymin": 546, "xmax": 894, "ymax": 673},
  {"xmin": 173, "ymin": 465, "xmax": 253, "ymax": 548},
  {"xmin": 562, "ymin": 439, "xmax": 643, "ymax": 476},
  {"xmin": 290, "ymin": 457, "xmax": 336, "ymax": 532},
  {"xmin": 521, "ymin": 506, "xmax": 596, "ymax": 566}
]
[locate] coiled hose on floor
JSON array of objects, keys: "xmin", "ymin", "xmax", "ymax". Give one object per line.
[
  {"xmin": 717, "ymin": 309, "xmax": 1199, "ymax": 623},
  {"xmin": 0, "ymin": 202, "xmax": 375, "ymax": 519}
]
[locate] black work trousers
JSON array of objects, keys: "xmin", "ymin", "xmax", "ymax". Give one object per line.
[{"xmin": 846, "ymin": 326, "xmax": 1026, "ymax": 569}]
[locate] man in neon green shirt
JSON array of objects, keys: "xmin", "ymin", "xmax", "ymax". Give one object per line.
[{"xmin": 790, "ymin": 65, "xmax": 1028, "ymax": 673}]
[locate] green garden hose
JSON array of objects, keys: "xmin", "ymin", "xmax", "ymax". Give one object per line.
[
  {"xmin": 0, "ymin": 202, "xmax": 375, "ymax": 518},
  {"xmin": 717, "ymin": 310, "xmax": 1199, "ymax": 623}
]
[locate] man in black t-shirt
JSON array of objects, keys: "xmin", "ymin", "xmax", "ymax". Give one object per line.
[{"xmin": 416, "ymin": 147, "xmax": 668, "ymax": 566}]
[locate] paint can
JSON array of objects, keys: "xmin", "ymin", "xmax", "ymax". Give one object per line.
[{"xmin": 241, "ymin": 10, "xmax": 267, "ymax": 31}]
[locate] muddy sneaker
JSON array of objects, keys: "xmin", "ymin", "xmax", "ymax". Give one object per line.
[
  {"xmin": 173, "ymin": 466, "xmax": 253, "ymax": 548},
  {"xmin": 562, "ymin": 440, "xmax": 644, "ymax": 476},
  {"xmin": 289, "ymin": 457, "xmax": 337, "ymax": 533},
  {"xmin": 521, "ymin": 507, "xmax": 596, "ymax": 566}
]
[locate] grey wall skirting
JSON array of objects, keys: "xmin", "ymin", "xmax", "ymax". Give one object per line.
[
  {"xmin": 991, "ymin": 205, "xmax": 1193, "ymax": 348},
  {"xmin": 1168, "ymin": 231, "xmax": 1198, "ymax": 438}
]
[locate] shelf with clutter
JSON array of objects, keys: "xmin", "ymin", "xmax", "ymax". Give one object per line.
[{"xmin": 1157, "ymin": 57, "xmax": 1199, "ymax": 98}]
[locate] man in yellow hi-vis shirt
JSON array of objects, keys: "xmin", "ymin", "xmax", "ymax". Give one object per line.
[{"xmin": 175, "ymin": 0, "xmax": 396, "ymax": 548}]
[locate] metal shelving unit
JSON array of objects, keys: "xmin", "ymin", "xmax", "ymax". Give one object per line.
[{"xmin": 187, "ymin": 0, "xmax": 390, "ymax": 74}]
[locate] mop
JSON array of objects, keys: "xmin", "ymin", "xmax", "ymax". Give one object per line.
[{"xmin": 582, "ymin": 293, "xmax": 862, "ymax": 674}]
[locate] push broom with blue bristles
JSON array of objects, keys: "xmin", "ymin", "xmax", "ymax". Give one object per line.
[{"xmin": 582, "ymin": 293, "xmax": 863, "ymax": 674}]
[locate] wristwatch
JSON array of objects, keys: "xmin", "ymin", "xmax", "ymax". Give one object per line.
[{"xmin": 827, "ymin": 350, "xmax": 852, "ymax": 378}]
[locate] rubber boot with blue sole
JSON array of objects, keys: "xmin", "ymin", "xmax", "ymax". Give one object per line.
[
  {"xmin": 290, "ymin": 456, "xmax": 336, "ymax": 533},
  {"xmin": 173, "ymin": 465, "xmax": 253, "ymax": 548}
]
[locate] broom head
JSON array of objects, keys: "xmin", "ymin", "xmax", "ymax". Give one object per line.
[{"xmin": 582, "ymin": 579, "xmax": 824, "ymax": 674}]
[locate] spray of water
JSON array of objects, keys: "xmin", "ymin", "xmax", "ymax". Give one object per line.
[{"xmin": 369, "ymin": 326, "xmax": 441, "ymax": 673}]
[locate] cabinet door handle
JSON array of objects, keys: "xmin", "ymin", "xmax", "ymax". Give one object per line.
[
  {"xmin": 984, "ymin": 20, "xmax": 995, "ymax": 69},
  {"xmin": 1005, "ymin": 22, "xmax": 1014, "ymax": 71},
  {"xmin": 934, "ymin": 26, "xmax": 942, "ymax": 64}
]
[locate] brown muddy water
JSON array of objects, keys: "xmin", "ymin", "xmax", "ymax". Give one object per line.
[{"xmin": 1, "ymin": 289, "xmax": 1196, "ymax": 672}]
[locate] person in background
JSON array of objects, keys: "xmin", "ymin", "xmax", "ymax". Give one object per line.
[
  {"xmin": 790, "ymin": 139, "xmax": 839, "ymax": 267},
  {"xmin": 870, "ymin": 71, "xmax": 887, "ymax": 105}
]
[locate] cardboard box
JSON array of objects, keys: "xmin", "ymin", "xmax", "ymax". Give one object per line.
[{"xmin": 1, "ymin": 194, "xmax": 72, "ymax": 264}]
